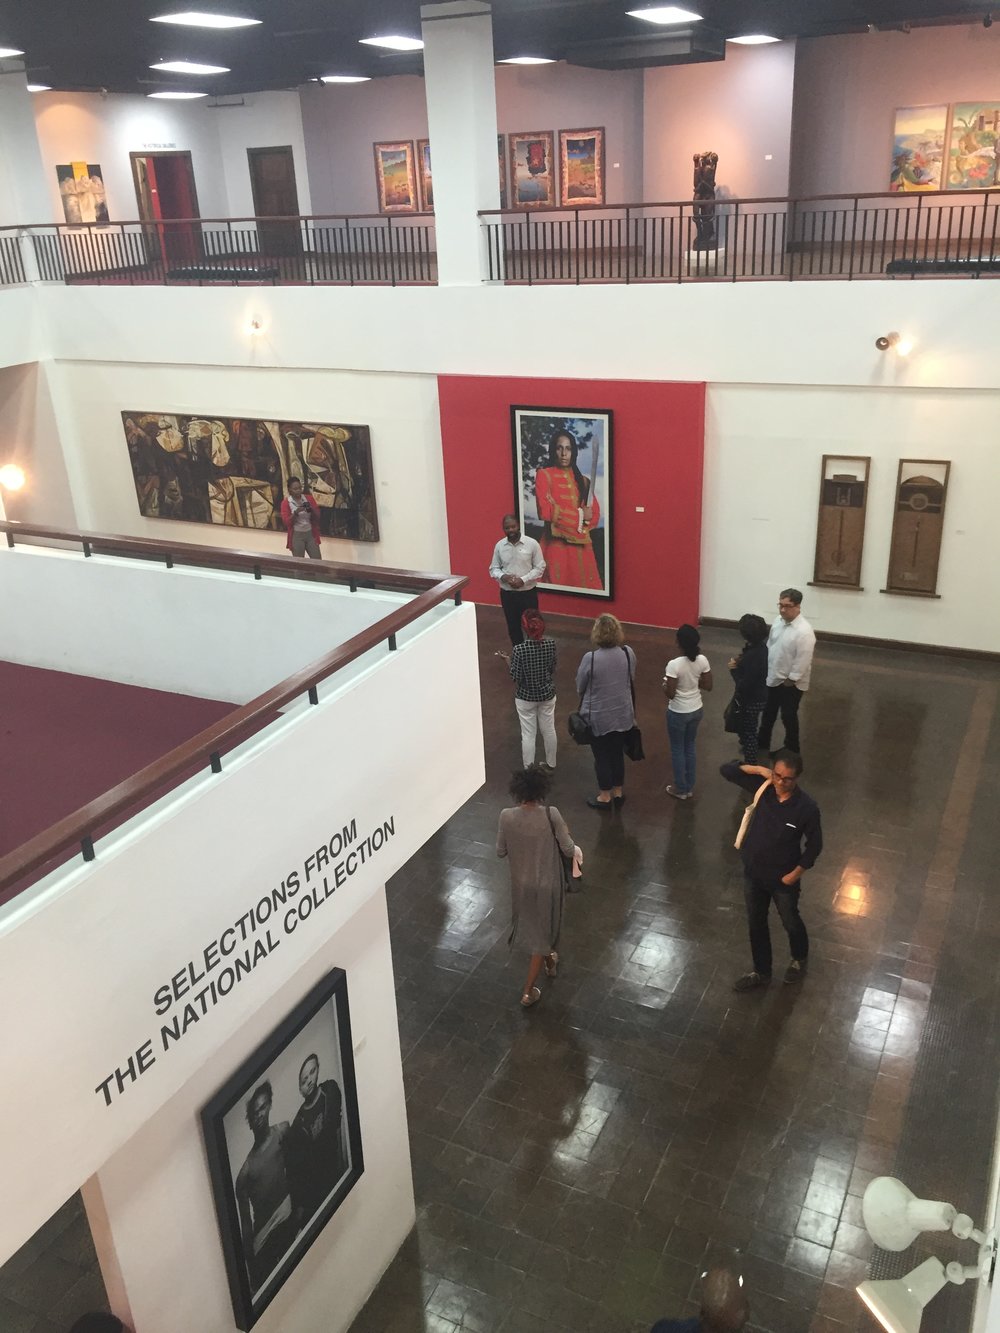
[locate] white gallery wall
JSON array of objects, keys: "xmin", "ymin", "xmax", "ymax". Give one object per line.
[
  {"xmin": 702, "ymin": 383, "xmax": 1000, "ymax": 652},
  {"xmin": 0, "ymin": 360, "xmax": 74, "ymax": 528},
  {"xmin": 2, "ymin": 274, "xmax": 1000, "ymax": 650},
  {"xmin": 45, "ymin": 358, "xmax": 449, "ymax": 571},
  {"xmin": 790, "ymin": 23, "xmax": 1000, "ymax": 196}
]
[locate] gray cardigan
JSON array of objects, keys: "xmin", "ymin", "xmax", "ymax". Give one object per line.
[{"xmin": 575, "ymin": 645, "xmax": 636, "ymax": 736}]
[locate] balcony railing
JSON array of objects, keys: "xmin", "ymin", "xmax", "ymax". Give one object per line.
[
  {"xmin": 0, "ymin": 213, "xmax": 437, "ymax": 287},
  {"xmin": 0, "ymin": 520, "xmax": 465, "ymax": 899},
  {"xmin": 480, "ymin": 188, "xmax": 1000, "ymax": 283}
]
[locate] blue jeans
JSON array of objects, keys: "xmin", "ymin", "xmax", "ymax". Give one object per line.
[{"xmin": 666, "ymin": 707, "xmax": 703, "ymax": 794}]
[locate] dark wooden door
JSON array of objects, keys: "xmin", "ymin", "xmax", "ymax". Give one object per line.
[{"xmin": 248, "ymin": 146, "xmax": 301, "ymax": 256}]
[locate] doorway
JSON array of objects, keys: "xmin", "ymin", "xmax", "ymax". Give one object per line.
[
  {"xmin": 130, "ymin": 150, "xmax": 201, "ymax": 267},
  {"xmin": 247, "ymin": 146, "xmax": 301, "ymax": 257}
]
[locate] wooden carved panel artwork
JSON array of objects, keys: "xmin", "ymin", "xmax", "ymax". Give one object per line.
[
  {"xmin": 811, "ymin": 455, "xmax": 870, "ymax": 590},
  {"xmin": 884, "ymin": 459, "xmax": 951, "ymax": 597}
]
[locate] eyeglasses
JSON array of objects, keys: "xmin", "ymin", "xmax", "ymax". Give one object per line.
[
  {"xmin": 772, "ymin": 772, "xmax": 797, "ymax": 783},
  {"xmin": 777, "ymin": 602, "xmax": 797, "ymax": 610}
]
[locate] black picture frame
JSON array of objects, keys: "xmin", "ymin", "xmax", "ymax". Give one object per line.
[
  {"xmin": 202, "ymin": 970, "xmax": 364, "ymax": 1330},
  {"xmin": 510, "ymin": 404, "xmax": 614, "ymax": 599}
]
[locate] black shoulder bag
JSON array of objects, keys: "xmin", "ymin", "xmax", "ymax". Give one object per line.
[
  {"xmin": 568, "ymin": 650, "xmax": 596, "ymax": 745},
  {"xmin": 622, "ymin": 647, "xmax": 645, "ymax": 761}
]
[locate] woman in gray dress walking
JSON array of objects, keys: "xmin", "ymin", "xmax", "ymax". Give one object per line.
[{"xmin": 497, "ymin": 766, "xmax": 577, "ymax": 1008}]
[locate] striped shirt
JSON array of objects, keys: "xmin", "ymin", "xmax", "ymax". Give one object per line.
[{"xmin": 509, "ymin": 638, "xmax": 557, "ymax": 702}]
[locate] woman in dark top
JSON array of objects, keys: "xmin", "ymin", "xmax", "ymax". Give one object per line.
[{"xmin": 728, "ymin": 613, "xmax": 769, "ymax": 762}]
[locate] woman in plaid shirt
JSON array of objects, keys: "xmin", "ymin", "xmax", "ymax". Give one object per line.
[{"xmin": 500, "ymin": 609, "xmax": 558, "ymax": 772}]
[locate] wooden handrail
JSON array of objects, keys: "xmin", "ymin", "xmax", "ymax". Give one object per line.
[
  {"xmin": 0, "ymin": 521, "xmax": 449, "ymax": 593},
  {"xmin": 9, "ymin": 212, "xmax": 435, "ymax": 230},
  {"xmin": 476, "ymin": 186, "xmax": 1000, "ymax": 215},
  {"xmin": 0, "ymin": 525, "xmax": 467, "ymax": 895}
]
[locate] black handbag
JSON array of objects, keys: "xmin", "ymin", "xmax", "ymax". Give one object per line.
[
  {"xmin": 723, "ymin": 695, "xmax": 742, "ymax": 734},
  {"xmin": 547, "ymin": 807, "xmax": 579, "ymax": 891},
  {"xmin": 623, "ymin": 648, "xmax": 644, "ymax": 761},
  {"xmin": 568, "ymin": 651, "xmax": 596, "ymax": 745}
]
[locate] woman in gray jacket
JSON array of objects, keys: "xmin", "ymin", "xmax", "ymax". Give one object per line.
[{"xmin": 575, "ymin": 613, "xmax": 636, "ymax": 809}]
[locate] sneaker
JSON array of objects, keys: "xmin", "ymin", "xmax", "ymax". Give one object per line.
[
  {"xmin": 665, "ymin": 785, "xmax": 692, "ymax": 800},
  {"xmin": 538, "ymin": 762, "xmax": 556, "ymax": 775},
  {"xmin": 784, "ymin": 960, "xmax": 807, "ymax": 984},
  {"xmin": 733, "ymin": 971, "xmax": 771, "ymax": 992}
]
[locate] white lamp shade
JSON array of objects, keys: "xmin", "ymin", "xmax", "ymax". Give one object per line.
[
  {"xmin": 863, "ymin": 1177, "xmax": 956, "ymax": 1251},
  {"xmin": 857, "ymin": 1257, "xmax": 948, "ymax": 1333}
]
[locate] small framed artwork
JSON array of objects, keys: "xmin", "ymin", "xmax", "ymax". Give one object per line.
[
  {"xmin": 511, "ymin": 405, "xmax": 613, "ymax": 598},
  {"xmin": 883, "ymin": 459, "xmax": 951, "ymax": 597},
  {"xmin": 508, "ymin": 131, "xmax": 557, "ymax": 209},
  {"xmin": 947, "ymin": 103, "xmax": 1000, "ymax": 190},
  {"xmin": 889, "ymin": 106, "xmax": 949, "ymax": 192},
  {"xmin": 558, "ymin": 128, "xmax": 605, "ymax": 206},
  {"xmin": 56, "ymin": 162, "xmax": 110, "ymax": 224},
  {"xmin": 372, "ymin": 140, "xmax": 418, "ymax": 213},
  {"xmin": 416, "ymin": 138, "xmax": 433, "ymax": 212},
  {"xmin": 811, "ymin": 455, "xmax": 870, "ymax": 590},
  {"xmin": 498, "ymin": 133, "xmax": 507, "ymax": 209},
  {"xmin": 202, "ymin": 970, "xmax": 364, "ymax": 1330}
]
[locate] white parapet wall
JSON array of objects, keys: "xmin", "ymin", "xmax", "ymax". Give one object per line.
[{"xmin": 0, "ymin": 568, "xmax": 483, "ymax": 1332}]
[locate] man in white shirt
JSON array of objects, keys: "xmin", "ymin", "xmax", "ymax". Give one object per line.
[
  {"xmin": 757, "ymin": 587, "xmax": 816, "ymax": 755},
  {"xmin": 489, "ymin": 513, "xmax": 546, "ymax": 645}
]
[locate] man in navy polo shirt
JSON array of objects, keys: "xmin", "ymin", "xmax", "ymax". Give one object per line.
[
  {"xmin": 721, "ymin": 749, "xmax": 823, "ymax": 992},
  {"xmin": 650, "ymin": 1266, "xmax": 749, "ymax": 1331}
]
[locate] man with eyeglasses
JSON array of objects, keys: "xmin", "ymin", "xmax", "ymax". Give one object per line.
[
  {"xmin": 757, "ymin": 587, "xmax": 816, "ymax": 756},
  {"xmin": 721, "ymin": 749, "xmax": 823, "ymax": 991}
]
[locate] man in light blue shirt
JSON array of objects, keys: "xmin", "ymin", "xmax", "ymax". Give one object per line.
[{"xmin": 489, "ymin": 513, "xmax": 545, "ymax": 645}]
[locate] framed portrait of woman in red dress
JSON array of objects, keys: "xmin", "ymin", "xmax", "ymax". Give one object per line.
[{"xmin": 511, "ymin": 405, "xmax": 613, "ymax": 598}]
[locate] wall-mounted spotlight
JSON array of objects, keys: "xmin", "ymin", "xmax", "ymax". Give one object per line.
[
  {"xmin": 875, "ymin": 331, "xmax": 914, "ymax": 356},
  {"xmin": 857, "ymin": 1177, "xmax": 996, "ymax": 1332},
  {"xmin": 0, "ymin": 463, "xmax": 26, "ymax": 491},
  {"xmin": 246, "ymin": 315, "xmax": 265, "ymax": 336}
]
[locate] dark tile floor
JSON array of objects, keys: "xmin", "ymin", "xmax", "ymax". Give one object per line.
[
  {"xmin": 0, "ymin": 1193, "xmax": 110, "ymax": 1332},
  {"xmin": 352, "ymin": 608, "xmax": 1000, "ymax": 1333}
]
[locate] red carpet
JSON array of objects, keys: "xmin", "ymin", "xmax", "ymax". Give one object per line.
[{"xmin": 0, "ymin": 661, "xmax": 245, "ymax": 902}]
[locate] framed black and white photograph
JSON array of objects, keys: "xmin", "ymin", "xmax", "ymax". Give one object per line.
[
  {"xmin": 202, "ymin": 970, "xmax": 363, "ymax": 1330},
  {"xmin": 511, "ymin": 405, "xmax": 613, "ymax": 598}
]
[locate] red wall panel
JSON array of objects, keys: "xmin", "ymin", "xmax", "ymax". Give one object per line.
[{"xmin": 438, "ymin": 374, "xmax": 705, "ymax": 629}]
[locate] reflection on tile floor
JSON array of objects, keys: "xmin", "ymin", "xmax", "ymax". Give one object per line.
[
  {"xmin": 0, "ymin": 1193, "xmax": 110, "ymax": 1332},
  {"xmin": 354, "ymin": 609, "xmax": 1000, "ymax": 1333}
]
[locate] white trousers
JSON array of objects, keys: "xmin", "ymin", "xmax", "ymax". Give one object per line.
[{"xmin": 515, "ymin": 696, "xmax": 557, "ymax": 768}]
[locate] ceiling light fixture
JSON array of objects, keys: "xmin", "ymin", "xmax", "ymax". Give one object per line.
[
  {"xmin": 358, "ymin": 35, "xmax": 423, "ymax": 51},
  {"xmin": 147, "ymin": 90, "xmax": 209, "ymax": 99},
  {"xmin": 499, "ymin": 55, "xmax": 556, "ymax": 64},
  {"xmin": 0, "ymin": 46, "xmax": 26, "ymax": 58},
  {"xmin": 150, "ymin": 11, "xmax": 262, "ymax": 27},
  {"xmin": 150, "ymin": 59, "xmax": 230, "ymax": 74},
  {"xmin": 0, "ymin": 464, "xmax": 26, "ymax": 492},
  {"xmin": 856, "ymin": 1177, "xmax": 997, "ymax": 1333},
  {"xmin": 875, "ymin": 331, "xmax": 914, "ymax": 355},
  {"xmin": 727, "ymin": 34, "xmax": 780, "ymax": 44},
  {"xmin": 626, "ymin": 6, "xmax": 703, "ymax": 24},
  {"xmin": 26, "ymin": 83, "xmax": 52, "ymax": 91},
  {"xmin": 320, "ymin": 74, "xmax": 371, "ymax": 83}
]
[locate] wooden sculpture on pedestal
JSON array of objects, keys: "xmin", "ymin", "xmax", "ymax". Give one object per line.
[{"xmin": 692, "ymin": 150, "xmax": 719, "ymax": 250}]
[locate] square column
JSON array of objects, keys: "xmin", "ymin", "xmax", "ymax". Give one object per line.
[{"xmin": 421, "ymin": 1, "xmax": 499, "ymax": 286}]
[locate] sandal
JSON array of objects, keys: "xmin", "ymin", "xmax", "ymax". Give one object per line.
[
  {"xmin": 520, "ymin": 986, "xmax": 542, "ymax": 1008},
  {"xmin": 544, "ymin": 952, "xmax": 559, "ymax": 978}
]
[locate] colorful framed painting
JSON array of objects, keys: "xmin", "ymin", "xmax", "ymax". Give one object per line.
[
  {"xmin": 416, "ymin": 138, "xmax": 433, "ymax": 212},
  {"xmin": 558, "ymin": 127, "xmax": 605, "ymax": 206},
  {"xmin": 202, "ymin": 970, "xmax": 364, "ymax": 1330},
  {"xmin": 947, "ymin": 103, "xmax": 1000, "ymax": 190},
  {"xmin": 883, "ymin": 459, "xmax": 951, "ymax": 597},
  {"xmin": 372, "ymin": 140, "xmax": 418, "ymax": 213},
  {"xmin": 498, "ymin": 133, "xmax": 507, "ymax": 209},
  {"xmin": 511, "ymin": 405, "xmax": 613, "ymax": 598},
  {"xmin": 122, "ymin": 412, "xmax": 380, "ymax": 541},
  {"xmin": 56, "ymin": 162, "xmax": 110, "ymax": 224},
  {"xmin": 508, "ymin": 131, "xmax": 557, "ymax": 210},
  {"xmin": 889, "ymin": 106, "xmax": 948, "ymax": 192}
]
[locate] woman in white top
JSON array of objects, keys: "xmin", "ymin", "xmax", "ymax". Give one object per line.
[{"xmin": 662, "ymin": 623, "xmax": 712, "ymax": 800}]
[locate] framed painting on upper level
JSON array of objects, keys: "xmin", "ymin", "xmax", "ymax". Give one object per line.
[
  {"xmin": 558, "ymin": 128, "xmax": 605, "ymax": 206},
  {"xmin": 889, "ymin": 106, "xmax": 948, "ymax": 192},
  {"xmin": 373, "ymin": 140, "xmax": 418, "ymax": 213},
  {"xmin": 508, "ymin": 131, "xmax": 557, "ymax": 209}
]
